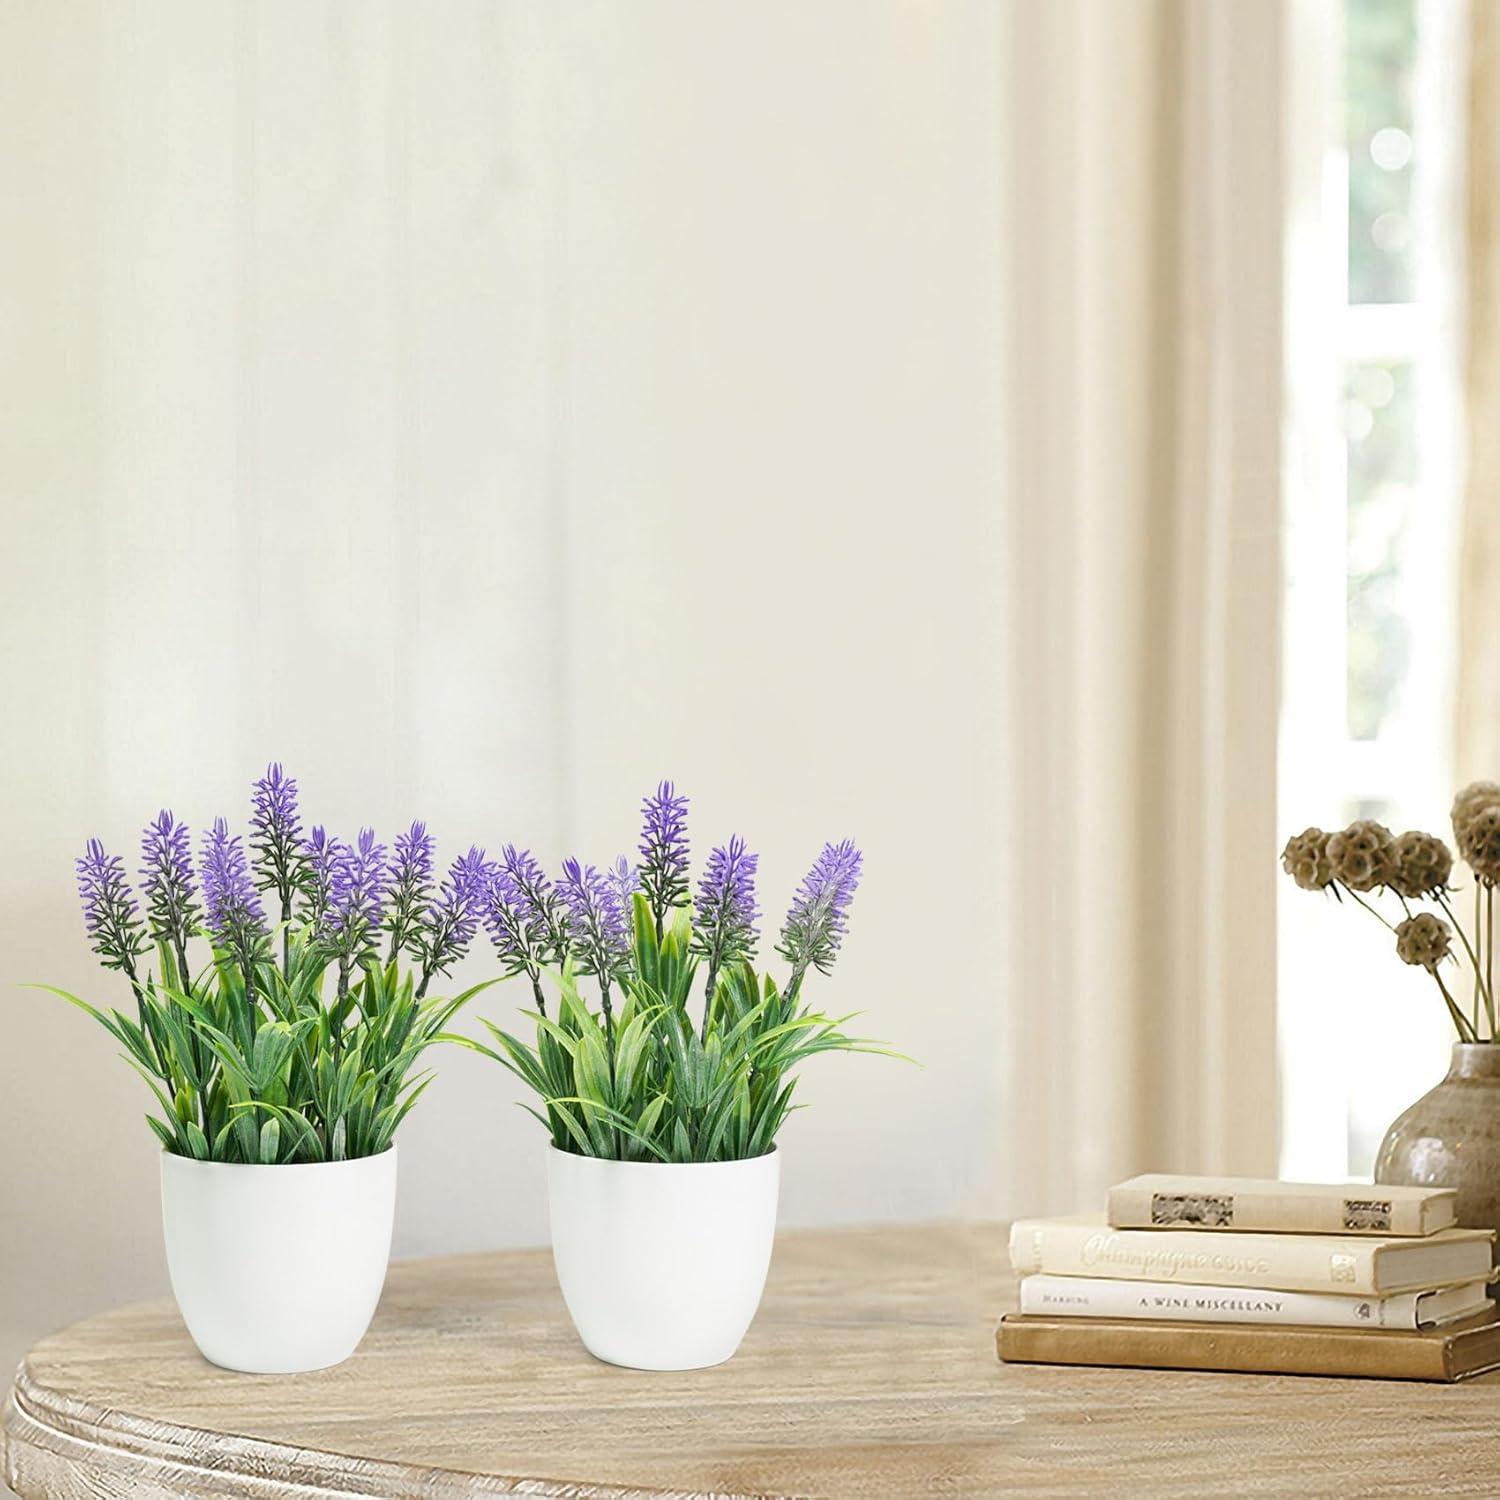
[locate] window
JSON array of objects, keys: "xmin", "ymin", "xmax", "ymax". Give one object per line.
[{"xmin": 1280, "ymin": 0, "xmax": 1467, "ymax": 1181}]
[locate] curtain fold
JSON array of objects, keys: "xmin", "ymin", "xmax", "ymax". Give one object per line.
[
  {"xmin": 1000, "ymin": 0, "xmax": 1284, "ymax": 1216},
  {"xmin": 1457, "ymin": 2, "xmax": 1500, "ymax": 782}
]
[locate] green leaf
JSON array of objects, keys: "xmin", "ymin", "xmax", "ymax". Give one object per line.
[{"xmin": 542, "ymin": 1097, "xmax": 671, "ymax": 1161}]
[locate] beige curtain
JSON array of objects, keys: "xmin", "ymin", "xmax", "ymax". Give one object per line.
[
  {"xmin": 1458, "ymin": 3, "xmax": 1500, "ymax": 781},
  {"xmin": 998, "ymin": 0, "xmax": 1284, "ymax": 1216}
]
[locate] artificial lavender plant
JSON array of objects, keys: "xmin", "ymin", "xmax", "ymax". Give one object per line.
[
  {"xmin": 42, "ymin": 765, "xmax": 496, "ymax": 1164},
  {"xmin": 463, "ymin": 780, "xmax": 899, "ymax": 1163}
]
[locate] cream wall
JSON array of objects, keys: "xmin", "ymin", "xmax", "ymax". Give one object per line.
[{"xmin": 0, "ymin": 0, "xmax": 1010, "ymax": 1378}]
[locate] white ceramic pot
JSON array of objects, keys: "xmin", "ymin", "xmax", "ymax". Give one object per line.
[
  {"xmin": 546, "ymin": 1144, "xmax": 780, "ymax": 1370},
  {"xmin": 160, "ymin": 1145, "xmax": 397, "ymax": 1373}
]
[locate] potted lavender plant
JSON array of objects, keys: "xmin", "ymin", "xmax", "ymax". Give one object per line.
[
  {"xmin": 45, "ymin": 765, "xmax": 495, "ymax": 1373},
  {"xmin": 463, "ymin": 781, "xmax": 896, "ymax": 1371}
]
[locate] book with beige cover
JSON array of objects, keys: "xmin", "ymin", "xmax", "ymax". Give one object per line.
[
  {"xmin": 1008, "ymin": 1216, "xmax": 1494, "ymax": 1295},
  {"xmin": 997, "ymin": 1310, "xmax": 1500, "ymax": 1382},
  {"xmin": 1017, "ymin": 1273, "xmax": 1493, "ymax": 1329},
  {"xmin": 1108, "ymin": 1173, "xmax": 1457, "ymax": 1236}
]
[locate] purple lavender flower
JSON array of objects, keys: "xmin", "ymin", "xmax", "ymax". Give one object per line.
[
  {"xmin": 500, "ymin": 844, "xmax": 571, "ymax": 966},
  {"xmin": 559, "ymin": 856, "xmax": 632, "ymax": 1085},
  {"xmin": 638, "ymin": 780, "xmax": 690, "ymax": 937},
  {"xmin": 481, "ymin": 859, "xmax": 556, "ymax": 1017},
  {"xmin": 199, "ymin": 818, "xmax": 269, "ymax": 963},
  {"xmin": 777, "ymin": 839, "xmax": 862, "ymax": 998},
  {"xmin": 693, "ymin": 837, "xmax": 759, "ymax": 967},
  {"xmin": 483, "ymin": 865, "xmax": 533, "ymax": 971},
  {"xmin": 320, "ymin": 827, "xmax": 389, "ymax": 961},
  {"xmin": 415, "ymin": 846, "xmax": 493, "ymax": 995},
  {"xmin": 300, "ymin": 826, "xmax": 338, "ymax": 924},
  {"xmin": 484, "ymin": 859, "xmax": 547, "ymax": 971},
  {"xmin": 77, "ymin": 838, "xmax": 148, "ymax": 978},
  {"xmin": 385, "ymin": 819, "xmax": 436, "ymax": 962},
  {"xmin": 559, "ymin": 857, "xmax": 631, "ymax": 981},
  {"xmin": 691, "ymin": 836, "xmax": 758, "ymax": 1036},
  {"xmin": 249, "ymin": 763, "xmax": 303, "ymax": 919},
  {"xmin": 140, "ymin": 811, "xmax": 199, "ymax": 983},
  {"xmin": 607, "ymin": 856, "xmax": 639, "ymax": 908}
]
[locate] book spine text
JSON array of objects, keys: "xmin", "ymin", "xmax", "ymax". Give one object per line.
[{"xmin": 1018, "ymin": 1274, "xmax": 1421, "ymax": 1328}]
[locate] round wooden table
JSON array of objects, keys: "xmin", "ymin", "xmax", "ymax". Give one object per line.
[{"xmin": 6, "ymin": 1222, "xmax": 1500, "ymax": 1497}]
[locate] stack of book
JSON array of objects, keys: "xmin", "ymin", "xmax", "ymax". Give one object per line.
[{"xmin": 998, "ymin": 1174, "xmax": 1500, "ymax": 1382}]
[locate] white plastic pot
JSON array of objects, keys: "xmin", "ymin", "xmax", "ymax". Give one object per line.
[
  {"xmin": 546, "ymin": 1144, "xmax": 780, "ymax": 1370},
  {"xmin": 160, "ymin": 1145, "xmax": 397, "ymax": 1373}
]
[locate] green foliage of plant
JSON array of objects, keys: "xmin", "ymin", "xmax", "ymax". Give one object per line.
[
  {"xmin": 456, "ymin": 895, "xmax": 900, "ymax": 1163},
  {"xmin": 35, "ymin": 933, "xmax": 492, "ymax": 1163}
]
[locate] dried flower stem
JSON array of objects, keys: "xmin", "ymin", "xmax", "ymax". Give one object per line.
[
  {"xmin": 1341, "ymin": 885, "xmax": 1395, "ymax": 931},
  {"xmin": 1476, "ymin": 883, "xmax": 1483, "ymax": 1029},
  {"xmin": 1438, "ymin": 889, "xmax": 1495, "ymax": 1037},
  {"xmin": 1434, "ymin": 969, "xmax": 1479, "ymax": 1044}
]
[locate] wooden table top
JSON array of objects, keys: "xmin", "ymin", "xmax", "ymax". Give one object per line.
[{"xmin": 7, "ymin": 1220, "xmax": 1500, "ymax": 1498}]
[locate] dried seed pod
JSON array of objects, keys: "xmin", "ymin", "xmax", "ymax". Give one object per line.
[
  {"xmin": 1395, "ymin": 911, "xmax": 1452, "ymax": 971},
  {"xmin": 1326, "ymin": 820, "xmax": 1395, "ymax": 893},
  {"xmin": 1281, "ymin": 827, "xmax": 1334, "ymax": 892}
]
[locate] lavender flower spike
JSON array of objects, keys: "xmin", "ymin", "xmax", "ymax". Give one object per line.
[
  {"xmin": 300, "ymin": 825, "xmax": 344, "ymax": 929},
  {"xmin": 416, "ymin": 845, "xmax": 492, "ymax": 996},
  {"xmin": 693, "ymin": 837, "xmax": 759, "ymax": 963},
  {"xmin": 484, "ymin": 866, "xmax": 535, "ymax": 972},
  {"xmin": 691, "ymin": 836, "xmax": 759, "ymax": 1038},
  {"xmin": 607, "ymin": 856, "xmax": 639, "ymax": 908},
  {"xmin": 482, "ymin": 859, "xmax": 553, "ymax": 1019},
  {"xmin": 639, "ymin": 780, "xmax": 690, "ymax": 938},
  {"xmin": 501, "ymin": 844, "xmax": 571, "ymax": 967},
  {"xmin": 322, "ymin": 827, "xmax": 389, "ymax": 964},
  {"xmin": 559, "ymin": 856, "xmax": 632, "ymax": 1082},
  {"xmin": 77, "ymin": 838, "xmax": 148, "ymax": 980},
  {"xmin": 777, "ymin": 839, "xmax": 862, "ymax": 1000},
  {"xmin": 559, "ymin": 857, "xmax": 631, "ymax": 982},
  {"xmin": 249, "ymin": 762, "xmax": 303, "ymax": 920},
  {"xmin": 140, "ymin": 811, "xmax": 199, "ymax": 987},
  {"xmin": 199, "ymin": 818, "xmax": 269, "ymax": 972},
  {"xmin": 385, "ymin": 819, "xmax": 436, "ymax": 962}
]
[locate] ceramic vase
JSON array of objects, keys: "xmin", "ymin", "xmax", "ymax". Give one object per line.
[
  {"xmin": 160, "ymin": 1146, "xmax": 397, "ymax": 1373},
  {"xmin": 1375, "ymin": 1044, "xmax": 1500, "ymax": 1248},
  {"xmin": 546, "ymin": 1144, "xmax": 780, "ymax": 1370}
]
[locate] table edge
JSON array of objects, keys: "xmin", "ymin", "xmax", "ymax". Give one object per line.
[{"xmin": 2, "ymin": 1358, "xmax": 776, "ymax": 1500}]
